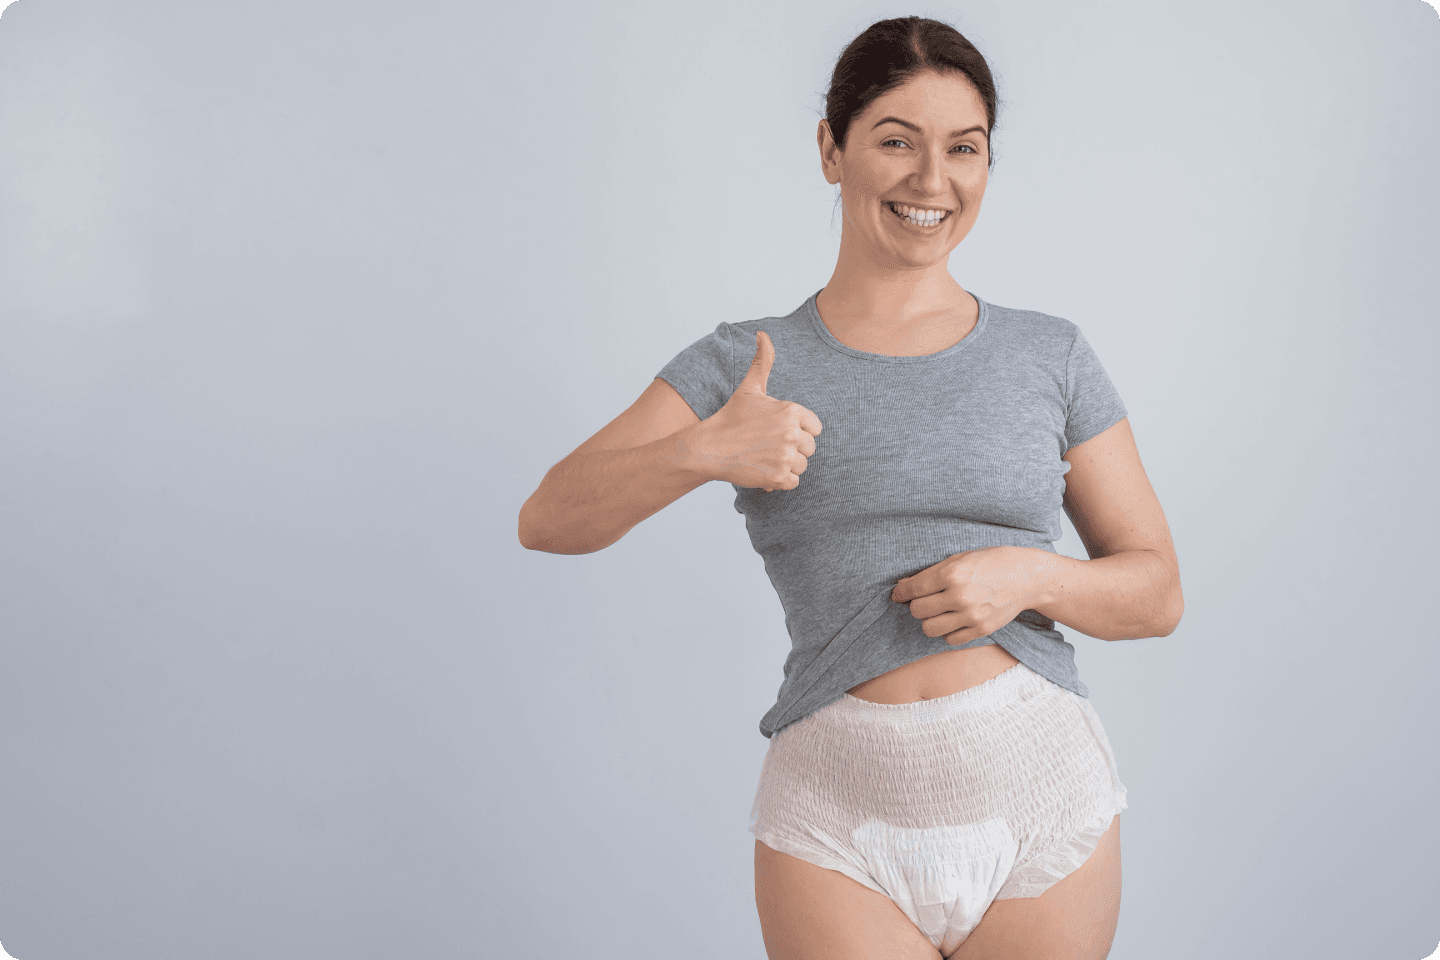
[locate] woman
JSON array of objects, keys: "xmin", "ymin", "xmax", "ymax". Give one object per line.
[{"xmin": 518, "ymin": 16, "xmax": 1181, "ymax": 960}]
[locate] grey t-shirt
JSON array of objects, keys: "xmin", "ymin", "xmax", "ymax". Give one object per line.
[{"xmin": 656, "ymin": 288, "xmax": 1129, "ymax": 739}]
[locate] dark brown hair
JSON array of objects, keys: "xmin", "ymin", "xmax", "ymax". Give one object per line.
[{"xmin": 823, "ymin": 16, "xmax": 1002, "ymax": 171}]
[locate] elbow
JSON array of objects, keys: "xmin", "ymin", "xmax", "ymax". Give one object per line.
[
  {"xmin": 518, "ymin": 500, "xmax": 538, "ymax": 551},
  {"xmin": 524, "ymin": 535, "xmax": 610, "ymax": 556},
  {"xmin": 517, "ymin": 507, "xmax": 608, "ymax": 556},
  {"xmin": 1159, "ymin": 592, "xmax": 1185, "ymax": 637},
  {"xmin": 519, "ymin": 532, "xmax": 599, "ymax": 555},
  {"xmin": 518, "ymin": 516, "xmax": 569, "ymax": 554},
  {"xmin": 518, "ymin": 526, "xmax": 541, "ymax": 552},
  {"xmin": 517, "ymin": 498, "xmax": 554, "ymax": 552},
  {"xmin": 1119, "ymin": 594, "xmax": 1182, "ymax": 642}
]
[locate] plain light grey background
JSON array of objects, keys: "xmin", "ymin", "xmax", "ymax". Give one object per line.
[{"xmin": 0, "ymin": 0, "xmax": 1436, "ymax": 958}]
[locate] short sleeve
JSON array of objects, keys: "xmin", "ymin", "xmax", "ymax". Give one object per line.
[
  {"xmin": 655, "ymin": 321, "xmax": 737, "ymax": 422},
  {"xmin": 1063, "ymin": 326, "xmax": 1128, "ymax": 452}
]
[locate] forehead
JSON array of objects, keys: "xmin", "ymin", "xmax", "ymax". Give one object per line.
[{"xmin": 862, "ymin": 71, "xmax": 986, "ymax": 128}]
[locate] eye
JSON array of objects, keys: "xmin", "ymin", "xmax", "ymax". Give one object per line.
[{"xmin": 881, "ymin": 138, "xmax": 978, "ymax": 154}]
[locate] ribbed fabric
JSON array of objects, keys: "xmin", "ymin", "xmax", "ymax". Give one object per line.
[
  {"xmin": 748, "ymin": 661, "xmax": 1128, "ymax": 957},
  {"xmin": 654, "ymin": 289, "xmax": 1131, "ymax": 739}
]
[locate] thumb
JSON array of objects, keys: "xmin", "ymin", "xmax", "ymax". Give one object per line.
[{"xmin": 737, "ymin": 330, "xmax": 774, "ymax": 396}]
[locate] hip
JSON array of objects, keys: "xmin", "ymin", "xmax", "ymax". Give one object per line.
[{"xmin": 753, "ymin": 661, "xmax": 1127, "ymax": 827}]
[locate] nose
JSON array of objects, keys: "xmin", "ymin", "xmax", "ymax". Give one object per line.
[{"xmin": 912, "ymin": 146, "xmax": 947, "ymax": 197}]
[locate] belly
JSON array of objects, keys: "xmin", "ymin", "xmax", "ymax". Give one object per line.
[{"xmin": 845, "ymin": 642, "xmax": 1021, "ymax": 704}]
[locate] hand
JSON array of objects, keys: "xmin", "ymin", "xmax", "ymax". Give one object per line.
[
  {"xmin": 692, "ymin": 330, "xmax": 823, "ymax": 493},
  {"xmin": 889, "ymin": 546, "xmax": 1054, "ymax": 646}
]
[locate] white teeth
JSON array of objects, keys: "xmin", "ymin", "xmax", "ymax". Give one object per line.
[{"xmin": 889, "ymin": 203, "xmax": 948, "ymax": 225}]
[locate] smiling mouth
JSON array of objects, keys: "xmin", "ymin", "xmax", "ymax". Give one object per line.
[{"xmin": 885, "ymin": 201, "xmax": 950, "ymax": 228}]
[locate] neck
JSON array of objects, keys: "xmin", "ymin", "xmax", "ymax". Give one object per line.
[
  {"xmin": 820, "ymin": 217, "xmax": 974, "ymax": 325},
  {"xmin": 820, "ymin": 253, "xmax": 970, "ymax": 331}
]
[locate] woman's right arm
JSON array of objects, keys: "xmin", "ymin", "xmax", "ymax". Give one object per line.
[
  {"xmin": 519, "ymin": 331, "xmax": 820, "ymax": 554},
  {"xmin": 517, "ymin": 377, "xmax": 716, "ymax": 555}
]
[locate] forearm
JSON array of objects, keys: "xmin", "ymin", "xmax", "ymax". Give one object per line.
[
  {"xmin": 518, "ymin": 426, "xmax": 714, "ymax": 555},
  {"xmin": 1026, "ymin": 548, "xmax": 1183, "ymax": 641}
]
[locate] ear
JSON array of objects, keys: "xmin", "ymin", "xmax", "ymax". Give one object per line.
[{"xmin": 818, "ymin": 121, "xmax": 842, "ymax": 186}]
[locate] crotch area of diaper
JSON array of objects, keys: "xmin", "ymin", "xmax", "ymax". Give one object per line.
[{"xmin": 849, "ymin": 818, "xmax": 1018, "ymax": 955}]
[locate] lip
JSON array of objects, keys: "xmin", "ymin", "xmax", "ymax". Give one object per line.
[{"xmin": 885, "ymin": 200, "xmax": 951, "ymax": 230}]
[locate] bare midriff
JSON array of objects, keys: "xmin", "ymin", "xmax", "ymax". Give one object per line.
[{"xmin": 845, "ymin": 642, "xmax": 1021, "ymax": 704}]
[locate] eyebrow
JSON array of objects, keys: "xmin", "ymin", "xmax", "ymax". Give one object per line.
[{"xmin": 871, "ymin": 117, "xmax": 988, "ymax": 140}]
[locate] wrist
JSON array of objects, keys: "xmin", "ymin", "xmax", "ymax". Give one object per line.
[
  {"xmin": 1026, "ymin": 548, "xmax": 1074, "ymax": 612},
  {"xmin": 670, "ymin": 422, "xmax": 719, "ymax": 483}
]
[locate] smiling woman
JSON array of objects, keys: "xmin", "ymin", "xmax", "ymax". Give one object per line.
[
  {"xmin": 518, "ymin": 13, "xmax": 1180, "ymax": 960},
  {"xmin": 809, "ymin": 40, "xmax": 995, "ymax": 359}
]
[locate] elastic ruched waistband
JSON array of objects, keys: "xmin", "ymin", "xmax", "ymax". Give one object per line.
[{"xmin": 757, "ymin": 657, "xmax": 1121, "ymax": 831}]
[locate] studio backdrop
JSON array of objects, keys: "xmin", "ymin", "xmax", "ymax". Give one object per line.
[{"xmin": 0, "ymin": 1, "xmax": 1436, "ymax": 958}]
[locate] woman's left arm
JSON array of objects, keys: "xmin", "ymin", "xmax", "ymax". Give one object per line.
[{"xmin": 1029, "ymin": 417, "xmax": 1184, "ymax": 641}]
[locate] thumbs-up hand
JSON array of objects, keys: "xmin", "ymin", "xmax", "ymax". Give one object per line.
[{"xmin": 690, "ymin": 331, "xmax": 823, "ymax": 493}]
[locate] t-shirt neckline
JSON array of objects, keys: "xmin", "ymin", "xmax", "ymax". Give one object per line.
[{"xmin": 804, "ymin": 287, "xmax": 989, "ymax": 363}]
